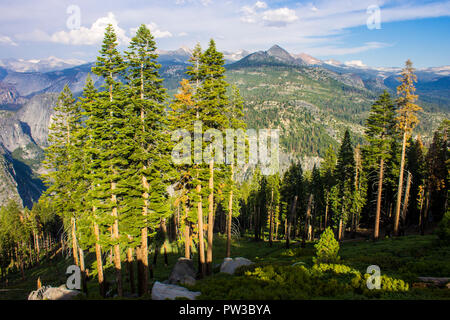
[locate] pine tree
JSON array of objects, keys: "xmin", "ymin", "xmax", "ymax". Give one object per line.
[
  {"xmin": 170, "ymin": 79, "xmax": 197, "ymax": 260},
  {"xmin": 320, "ymin": 146, "xmax": 337, "ymax": 229},
  {"xmin": 334, "ymin": 129, "xmax": 355, "ymax": 240},
  {"xmin": 423, "ymin": 121, "xmax": 449, "ymax": 232},
  {"xmin": 42, "ymin": 84, "xmax": 84, "ymax": 265},
  {"xmin": 363, "ymin": 91, "xmax": 396, "ymax": 240},
  {"xmin": 281, "ymin": 162, "xmax": 304, "ymax": 247},
  {"xmin": 351, "ymin": 145, "xmax": 366, "ymax": 238},
  {"xmin": 406, "ymin": 136, "xmax": 426, "ymax": 225},
  {"xmin": 125, "ymin": 23, "xmax": 172, "ymax": 295},
  {"xmin": 76, "ymin": 75, "xmax": 109, "ymax": 297},
  {"xmin": 196, "ymin": 39, "xmax": 230, "ymax": 275},
  {"xmin": 393, "ymin": 59, "xmax": 422, "ymax": 236},
  {"xmin": 266, "ymin": 173, "xmax": 281, "ymax": 246},
  {"xmin": 311, "ymin": 165, "xmax": 324, "ymax": 234},
  {"xmin": 225, "ymin": 85, "xmax": 246, "ymax": 257},
  {"xmin": 90, "ymin": 24, "xmax": 128, "ymax": 296}
]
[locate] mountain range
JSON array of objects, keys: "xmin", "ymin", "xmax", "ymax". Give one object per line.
[{"xmin": 0, "ymin": 45, "xmax": 448, "ymax": 208}]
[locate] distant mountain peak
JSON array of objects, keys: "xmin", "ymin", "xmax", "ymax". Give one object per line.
[
  {"xmin": 0, "ymin": 56, "xmax": 86, "ymax": 73},
  {"xmin": 294, "ymin": 53, "xmax": 322, "ymax": 65},
  {"xmin": 178, "ymin": 46, "xmax": 192, "ymax": 55},
  {"xmin": 324, "ymin": 59, "xmax": 343, "ymax": 66},
  {"xmin": 266, "ymin": 44, "xmax": 295, "ymax": 63},
  {"xmin": 267, "ymin": 45, "xmax": 293, "ymax": 59}
]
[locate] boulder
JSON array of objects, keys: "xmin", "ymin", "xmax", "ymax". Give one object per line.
[
  {"xmin": 168, "ymin": 258, "xmax": 197, "ymax": 286},
  {"xmin": 151, "ymin": 281, "xmax": 201, "ymax": 300},
  {"xmin": 28, "ymin": 285, "xmax": 82, "ymax": 300},
  {"xmin": 220, "ymin": 257, "xmax": 253, "ymax": 275},
  {"xmin": 28, "ymin": 286, "xmax": 50, "ymax": 300}
]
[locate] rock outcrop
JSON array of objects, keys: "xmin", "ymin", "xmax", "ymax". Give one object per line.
[
  {"xmin": 151, "ymin": 281, "xmax": 200, "ymax": 300},
  {"xmin": 28, "ymin": 285, "xmax": 82, "ymax": 300},
  {"xmin": 219, "ymin": 257, "xmax": 253, "ymax": 275},
  {"xmin": 168, "ymin": 258, "xmax": 197, "ymax": 286}
]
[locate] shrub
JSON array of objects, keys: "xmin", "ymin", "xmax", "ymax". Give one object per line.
[
  {"xmin": 313, "ymin": 227, "xmax": 340, "ymax": 264},
  {"xmin": 436, "ymin": 209, "xmax": 450, "ymax": 245},
  {"xmin": 192, "ymin": 262, "xmax": 410, "ymax": 300}
]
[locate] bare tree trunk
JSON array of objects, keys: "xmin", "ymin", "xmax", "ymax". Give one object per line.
[
  {"xmin": 127, "ymin": 247, "xmax": 135, "ymax": 294},
  {"xmin": 94, "ymin": 221, "xmax": 105, "ymax": 297},
  {"xmin": 184, "ymin": 203, "xmax": 190, "ymax": 259},
  {"xmin": 374, "ymin": 158, "xmax": 384, "ymax": 240},
  {"xmin": 324, "ymin": 194, "xmax": 329, "ymax": 231},
  {"xmin": 338, "ymin": 218, "xmax": 344, "ymax": 241},
  {"xmin": 175, "ymin": 202, "xmax": 180, "ymax": 240},
  {"xmin": 401, "ymin": 171, "xmax": 412, "ymax": 235},
  {"xmin": 421, "ymin": 189, "xmax": 431, "ymax": 236},
  {"xmin": 161, "ymin": 218, "xmax": 169, "ymax": 267},
  {"xmin": 226, "ymin": 162, "xmax": 234, "ymax": 258},
  {"xmin": 302, "ymin": 194, "xmax": 313, "ymax": 247},
  {"xmin": 18, "ymin": 246, "xmax": 25, "ymax": 281},
  {"xmin": 269, "ymin": 188, "xmax": 274, "ymax": 247},
  {"xmin": 394, "ymin": 131, "xmax": 407, "ymax": 235},
  {"xmin": 254, "ymin": 205, "xmax": 260, "ymax": 241},
  {"xmin": 275, "ymin": 211, "xmax": 279, "ymax": 240},
  {"xmin": 418, "ymin": 186, "xmax": 424, "ymax": 233},
  {"xmin": 34, "ymin": 231, "xmax": 40, "ymax": 257},
  {"xmin": 79, "ymin": 248, "xmax": 87, "ymax": 294},
  {"xmin": 286, "ymin": 195, "xmax": 297, "ymax": 249},
  {"xmin": 197, "ymin": 183, "xmax": 206, "ymax": 277},
  {"xmin": 71, "ymin": 217, "xmax": 79, "ymax": 267},
  {"xmin": 206, "ymin": 158, "xmax": 214, "ymax": 275},
  {"xmin": 111, "ymin": 185, "xmax": 122, "ymax": 297}
]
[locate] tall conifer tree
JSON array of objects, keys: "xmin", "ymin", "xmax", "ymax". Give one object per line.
[
  {"xmin": 393, "ymin": 59, "xmax": 422, "ymax": 236},
  {"xmin": 363, "ymin": 91, "xmax": 396, "ymax": 240}
]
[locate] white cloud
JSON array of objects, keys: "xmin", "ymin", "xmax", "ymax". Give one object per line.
[
  {"xmin": 240, "ymin": 1, "xmax": 268, "ymax": 23},
  {"xmin": 254, "ymin": 1, "xmax": 267, "ymax": 9},
  {"xmin": 50, "ymin": 12, "xmax": 130, "ymax": 45},
  {"xmin": 0, "ymin": 35, "xmax": 18, "ymax": 46},
  {"xmin": 262, "ymin": 8, "xmax": 298, "ymax": 26},
  {"xmin": 240, "ymin": 2, "xmax": 298, "ymax": 27},
  {"xmin": 130, "ymin": 23, "xmax": 173, "ymax": 39}
]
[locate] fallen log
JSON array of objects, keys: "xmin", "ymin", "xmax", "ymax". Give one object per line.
[{"xmin": 416, "ymin": 277, "xmax": 450, "ymax": 288}]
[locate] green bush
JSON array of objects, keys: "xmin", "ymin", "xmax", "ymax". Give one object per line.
[
  {"xmin": 313, "ymin": 227, "xmax": 340, "ymax": 264},
  {"xmin": 192, "ymin": 262, "xmax": 409, "ymax": 300},
  {"xmin": 436, "ymin": 209, "xmax": 450, "ymax": 245}
]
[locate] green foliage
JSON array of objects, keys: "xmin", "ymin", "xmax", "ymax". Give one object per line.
[
  {"xmin": 363, "ymin": 90, "xmax": 397, "ymax": 167},
  {"xmin": 191, "ymin": 262, "xmax": 409, "ymax": 300},
  {"xmin": 436, "ymin": 209, "xmax": 450, "ymax": 244},
  {"xmin": 313, "ymin": 227, "xmax": 340, "ymax": 264}
]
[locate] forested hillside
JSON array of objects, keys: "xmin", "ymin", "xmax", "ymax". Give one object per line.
[{"xmin": 0, "ymin": 24, "xmax": 449, "ymax": 301}]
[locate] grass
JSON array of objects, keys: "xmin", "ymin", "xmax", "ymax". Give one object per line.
[{"xmin": 1, "ymin": 233, "xmax": 449, "ymax": 300}]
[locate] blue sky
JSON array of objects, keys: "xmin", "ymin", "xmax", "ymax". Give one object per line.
[{"xmin": 0, "ymin": 0, "xmax": 449, "ymax": 68}]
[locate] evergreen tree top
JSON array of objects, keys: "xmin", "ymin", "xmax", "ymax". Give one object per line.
[
  {"xmin": 200, "ymin": 39, "xmax": 226, "ymax": 80},
  {"xmin": 92, "ymin": 24, "xmax": 126, "ymax": 87},
  {"xmin": 336, "ymin": 129, "xmax": 355, "ymax": 184}
]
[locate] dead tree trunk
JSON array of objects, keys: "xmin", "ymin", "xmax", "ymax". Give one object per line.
[
  {"xmin": 374, "ymin": 158, "xmax": 384, "ymax": 240},
  {"xmin": 286, "ymin": 195, "xmax": 298, "ymax": 249}
]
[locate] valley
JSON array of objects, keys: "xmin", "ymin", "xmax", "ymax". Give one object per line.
[{"xmin": 0, "ymin": 45, "xmax": 448, "ymax": 208}]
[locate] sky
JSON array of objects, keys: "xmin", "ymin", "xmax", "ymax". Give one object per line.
[{"xmin": 0, "ymin": 0, "xmax": 449, "ymax": 68}]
